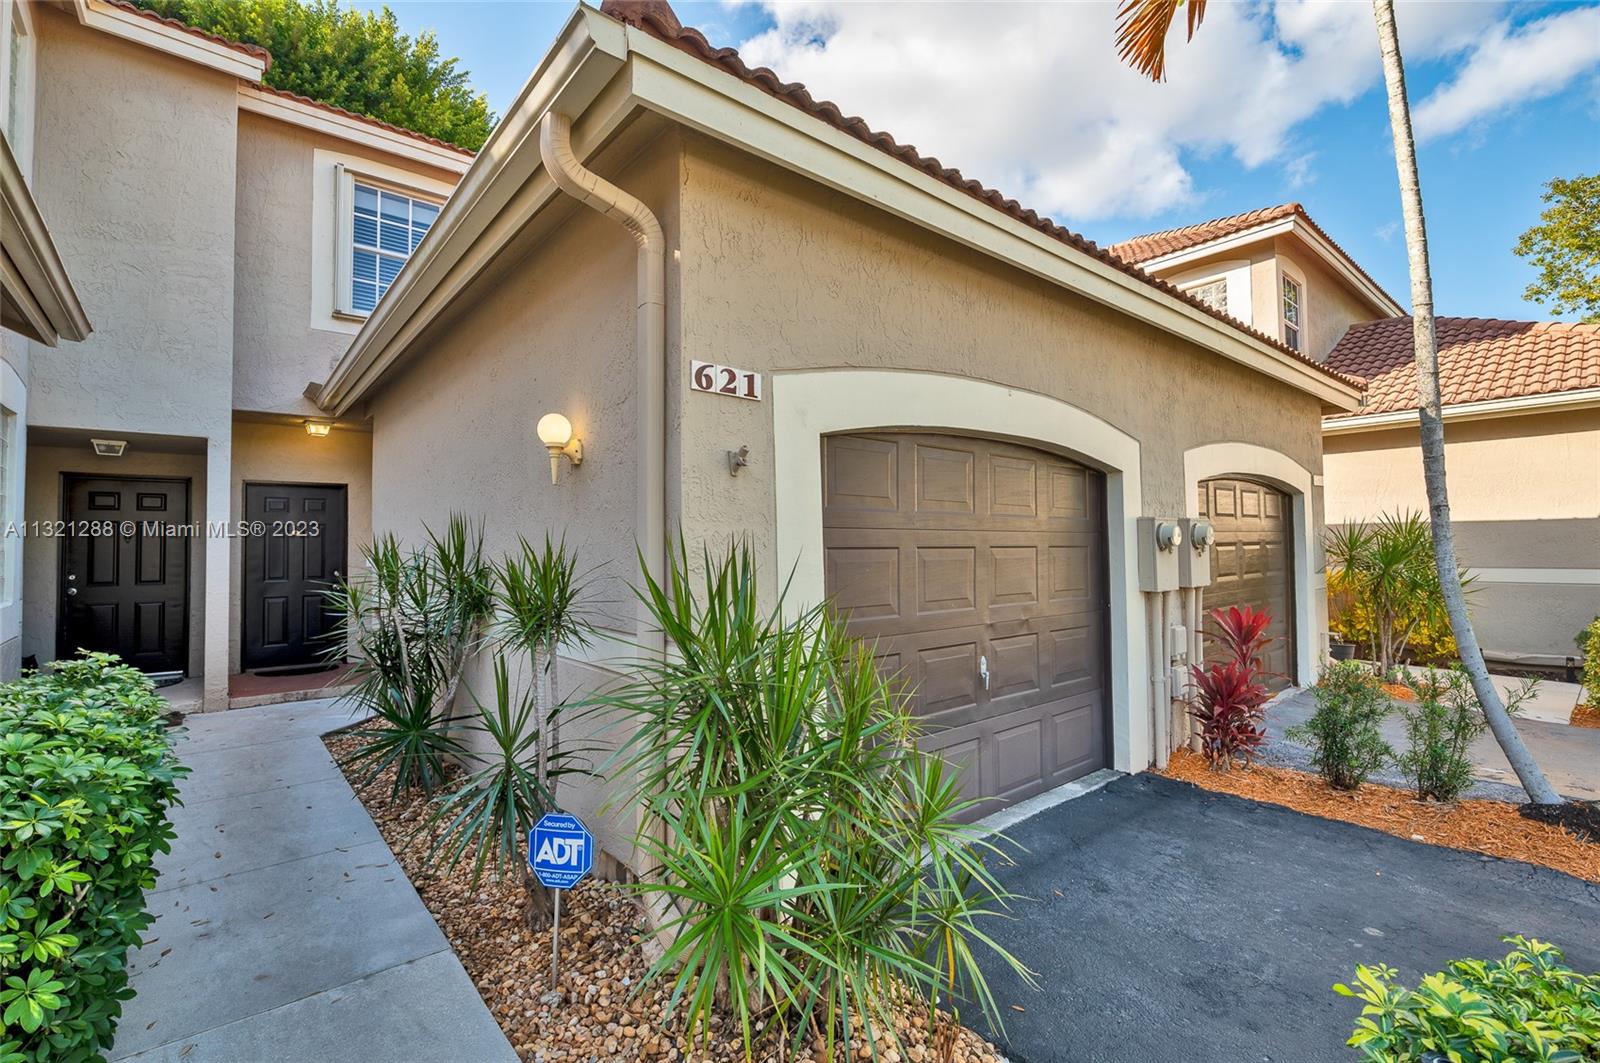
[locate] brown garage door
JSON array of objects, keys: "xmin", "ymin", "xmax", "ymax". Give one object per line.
[
  {"xmin": 1199, "ymin": 477, "xmax": 1296, "ymax": 688},
  {"xmin": 822, "ymin": 432, "xmax": 1109, "ymax": 816}
]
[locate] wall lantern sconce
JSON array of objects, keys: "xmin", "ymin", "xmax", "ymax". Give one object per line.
[
  {"xmin": 536, "ymin": 412, "xmax": 584, "ymax": 484},
  {"xmin": 305, "ymin": 420, "xmax": 333, "ymax": 438}
]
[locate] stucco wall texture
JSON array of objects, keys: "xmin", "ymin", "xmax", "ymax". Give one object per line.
[
  {"xmin": 1324, "ymin": 409, "xmax": 1600, "ymax": 657},
  {"xmin": 673, "ymin": 134, "xmax": 1327, "ymax": 604},
  {"xmin": 232, "ymin": 113, "xmax": 458, "ymax": 417},
  {"xmin": 227, "ymin": 418, "xmax": 373, "ymax": 673},
  {"xmin": 27, "ymin": 6, "xmax": 236, "ymax": 438}
]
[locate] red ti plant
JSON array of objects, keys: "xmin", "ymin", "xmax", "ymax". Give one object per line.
[{"xmin": 1188, "ymin": 605, "xmax": 1274, "ymax": 770}]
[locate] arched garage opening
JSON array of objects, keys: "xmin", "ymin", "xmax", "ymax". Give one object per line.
[
  {"xmin": 1183, "ymin": 443, "xmax": 1318, "ymax": 688},
  {"xmin": 821, "ymin": 431, "xmax": 1111, "ymax": 816}
]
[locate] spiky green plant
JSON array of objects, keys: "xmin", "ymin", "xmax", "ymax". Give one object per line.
[
  {"xmin": 327, "ymin": 515, "xmax": 493, "ymax": 796},
  {"xmin": 588, "ymin": 540, "xmax": 1034, "ymax": 1060}
]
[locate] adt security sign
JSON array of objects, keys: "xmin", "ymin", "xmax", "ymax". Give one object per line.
[{"xmin": 529, "ymin": 812, "xmax": 593, "ymax": 891}]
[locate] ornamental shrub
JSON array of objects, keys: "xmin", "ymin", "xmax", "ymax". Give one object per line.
[
  {"xmin": 1336, "ymin": 936, "xmax": 1600, "ymax": 1062},
  {"xmin": 1579, "ymin": 616, "xmax": 1600, "ymax": 709},
  {"xmin": 1288, "ymin": 660, "xmax": 1392, "ymax": 790},
  {"xmin": 0, "ymin": 653, "xmax": 187, "ymax": 1062},
  {"xmin": 1394, "ymin": 668, "xmax": 1536, "ymax": 803}
]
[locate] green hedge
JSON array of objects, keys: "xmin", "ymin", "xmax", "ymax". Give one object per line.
[{"xmin": 0, "ymin": 653, "xmax": 187, "ymax": 1063}]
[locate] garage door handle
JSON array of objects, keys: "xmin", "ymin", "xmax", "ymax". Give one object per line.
[{"xmin": 978, "ymin": 655, "xmax": 990, "ymax": 691}]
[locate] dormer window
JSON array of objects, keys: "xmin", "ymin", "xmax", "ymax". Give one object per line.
[
  {"xmin": 1282, "ymin": 276, "xmax": 1303, "ymax": 351},
  {"xmin": 1182, "ymin": 277, "xmax": 1228, "ymax": 315}
]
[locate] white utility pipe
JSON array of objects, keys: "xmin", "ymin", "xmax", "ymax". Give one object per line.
[
  {"xmin": 1189, "ymin": 587, "xmax": 1204, "ymax": 753},
  {"xmin": 1148, "ymin": 594, "xmax": 1168, "ymax": 769},
  {"xmin": 539, "ymin": 111, "xmax": 666, "ymax": 655}
]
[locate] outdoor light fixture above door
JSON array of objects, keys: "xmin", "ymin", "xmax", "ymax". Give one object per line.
[
  {"xmin": 304, "ymin": 420, "xmax": 333, "ymax": 437},
  {"xmin": 90, "ymin": 438, "xmax": 127, "ymax": 457},
  {"xmin": 536, "ymin": 413, "xmax": 583, "ymax": 484}
]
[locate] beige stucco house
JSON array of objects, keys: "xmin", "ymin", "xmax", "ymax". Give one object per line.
[
  {"xmin": 0, "ymin": 0, "xmax": 471, "ymax": 707},
  {"xmin": 314, "ymin": 0, "xmax": 1363, "ymax": 863},
  {"xmin": 1117, "ymin": 203, "xmax": 1599, "ymax": 669},
  {"xmin": 1322, "ymin": 318, "xmax": 1599, "ymax": 666}
]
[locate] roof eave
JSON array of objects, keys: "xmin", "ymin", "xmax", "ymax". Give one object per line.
[
  {"xmin": 1323, "ymin": 386, "xmax": 1600, "ymax": 434},
  {"xmin": 69, "ymin": 0, "xmax": 268, "ymax": 82},
  {"xmin": 322, "ymin": 3, "xmax": 1362, "ymax": 415},
  {"xmin": 0, "ymin": 133, "xmax": 90, "ymax": 345}
]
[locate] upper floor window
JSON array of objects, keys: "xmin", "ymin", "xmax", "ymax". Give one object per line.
[
  {"xmin": 1282, "ymin": 275, "xmax": 1303, "ymax": 351},
  {"xmin": 1182, "ymin": 277, "xmax": 1228, "ymax": 315},
  {"xmin": 1, "ymin": 0, "xmax": 35, "ymax": 166},
  {"xmin": 348, "ymin": 181, "xmax": 440, "ymax": 314}
]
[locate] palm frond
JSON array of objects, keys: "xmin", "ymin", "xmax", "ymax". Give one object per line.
[{"xmin": 1115, "ymin": 0, "xmax": 1207, "ymax": 82}]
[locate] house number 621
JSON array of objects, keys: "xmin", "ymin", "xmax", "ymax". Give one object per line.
[{"xmin": 690, "ymin": 361, "xmax": 762, "ymax": 401}]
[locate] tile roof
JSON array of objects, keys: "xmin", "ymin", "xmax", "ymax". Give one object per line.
[
  {"xmin": 1110, "ymin": 201, "xmax": 1402, "ymax": 313},
  {"xmin": 252, "ymin": 84, "xmax": 475, "ymax": 157},
  {"xmin": 106, "ymin": 0, "xmax": 273, "ymax": 66},
  {"xmin": 597, "ymin": 0, "xmax": 1361, "ymax": 393},
  {"xmin": 1324, "ymin": 316, "xmax": 1600, "ymax": 418}
]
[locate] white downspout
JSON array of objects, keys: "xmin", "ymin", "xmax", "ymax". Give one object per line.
[{"xmin": 539, "ymin": 111, "xmax": 666, "ymax": 654}]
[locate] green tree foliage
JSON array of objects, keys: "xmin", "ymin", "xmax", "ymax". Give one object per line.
[
  {"xmin": 1514, "ymin": 173, "xmax": 1600, "ymax": 323},
  {"xmin": 132, "ymin": 0, "xmax": 494, "ymax": 150}
]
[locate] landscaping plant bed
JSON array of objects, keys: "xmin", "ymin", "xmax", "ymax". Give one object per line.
[
  {"xmin": 1573, "ymin": 703, "xmax": 1600, "ymax": 730},
  {"xmin": 1161, "ymin": 749, "xmax": 1600, "ymax": 883},
  {"xmin": 325, "ymin": 733, "xmax": 1006, "ymax": 1063}
]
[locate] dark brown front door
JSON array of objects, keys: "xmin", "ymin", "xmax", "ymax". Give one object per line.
[
  {"xmin": 1200, "ymin": 477, "xmax": 1296, "ymax": 688},
  {"xmin": 822, "ymin": 433, "xmax": 1110, "ymax": 818},
  {"xmin": 59, "ymin": 476, "xmax": 190, "ymax": 674},
  {"xmin": 241, "ymin": 483, "xmax": 348, "ymax": 670}
]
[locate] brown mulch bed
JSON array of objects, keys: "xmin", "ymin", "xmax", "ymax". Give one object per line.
[
  {"xmin": 1572, "ymin": 703, "xmax": 1600, "ymax": 730},
  {"xmin": 1162, "ymin": 749, "xmax": 1600, "ymax": 883},
  {"xmin": 325, "ymin": 733, "xmax": 1004, "ymax": 1063}
]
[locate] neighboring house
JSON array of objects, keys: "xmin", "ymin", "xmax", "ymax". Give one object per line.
[
  {"xmin": 314, "ymin": 0, "xmax": 1360, "ymax": 864},
  {"xmin": 1, "ymin": 0, "xmax": 92, "ymax": 678},
  {"xmin": 1323, "ymin": 317, "xmax": 1600, "ymax": 666},
  {"xmin": 1118, "ymin": 202, "xmax": 1599, "ymax": 669},
  {"xmin": 1, "ymin": 0, "xmax": 471, "ymax": 705},
  {"xmin": 1112, "ymin": 202, "xmax": 1404, "ymax": 681}
]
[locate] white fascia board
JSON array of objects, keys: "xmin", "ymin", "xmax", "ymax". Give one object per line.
[
  {"xmin": 320, "ymin": 5, "xmax": 628, "ymax": 414},
  {"xmin": 621, "ymin": 34, "xmax": 1360, "ymax": 411},
  {"xmin": 73, "ymin": 0, "xmax": 266, "ymax": 82},
  {"xmin": 1139, "ymin": 218, "xmax": 1404, "ymax": 319},
  {"xmin": 1323, "ymin": 387, "xmax": 1600, "ymax": 434},
  {"xmin": 0, "ymin": 132, "xmax": 89, "ymax": 344},
  {"xmin": 237, "ymin": 86, "xmax": 472, "ymax": 174}
]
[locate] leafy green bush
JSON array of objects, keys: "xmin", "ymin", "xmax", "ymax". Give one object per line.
[
  {"xmin": 1579, "ymin": 617, "xmax": 1600, "ymax": 709},
  {"xmin": 591, "ymin": 542, "xmax": 1032, "ymax": 1059},
  {"xmin": 1396, "ymin": 668, "xmax": 1535, "ymax": 802},
  {"xmin": 1289, "ymin": 660, "xmax": 1393, "ymax": 790},
  {"xmin": 0, "ymin": 653, "xmax": 187, "ymax": 1062},
  {"xmin": 1336, "ymin": 936, "xmax": 1600, "ymax": 1061},
  {"xmin": 1326, "ymin": 512, "xmax": 1472, "ymax": 671}
]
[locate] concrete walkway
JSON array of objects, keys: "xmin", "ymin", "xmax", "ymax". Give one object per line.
[{"xmin": 111, "ymin": 698, "xmax": 516, "ymax": 1062}]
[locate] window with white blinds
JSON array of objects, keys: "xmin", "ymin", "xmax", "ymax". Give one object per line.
[{"xmin": 348, "ymin": 182, "xmax": 440, "ymax": 314}]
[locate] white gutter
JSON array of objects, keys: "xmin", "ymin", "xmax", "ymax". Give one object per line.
[
  {"xmin": 0, "ymin": 133, "xmax": 90, "ymax": 345},
  {"xmin": 1323, "ymin": 387, "xmax": 1600, "ymax": 434},
  {"xmin": 538, "ymin": 111, "xmax": 666, "ymax": 650}
]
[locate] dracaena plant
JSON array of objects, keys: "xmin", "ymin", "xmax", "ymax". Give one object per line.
[
  {"xmin": 587, "ymin": 540, "xmax": 1034, "ymax": 1061},
  {"xmin": 1187, "ymin": 605, "xmax": 1275, "ymax": 770}
]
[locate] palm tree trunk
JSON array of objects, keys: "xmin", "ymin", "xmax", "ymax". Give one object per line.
[{"xmin": 1372, "ymin": 0, "xmax": 1560, "ymax": 805}]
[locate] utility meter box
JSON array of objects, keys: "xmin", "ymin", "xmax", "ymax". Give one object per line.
[
  {"xmin": 1137, "ymin": 517, "xmax": 1182, "ymax": 592},
  {"xmin": 1178, "ymin": 517, "xmax": 1214, "ymax": 588}
]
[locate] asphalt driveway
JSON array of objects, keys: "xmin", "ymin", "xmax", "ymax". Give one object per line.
[{"xmin": 975, "ymin": 773, "xmax": 1599, "ymax": 1063}]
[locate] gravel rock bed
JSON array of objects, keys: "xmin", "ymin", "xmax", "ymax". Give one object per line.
[{"xmin": 325, "ymin": 732, "xmax": 1007, "ymax": 1063}]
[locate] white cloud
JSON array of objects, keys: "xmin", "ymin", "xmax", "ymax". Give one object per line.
[
  {"xmin": 729, "ymin": 1, "xmax": 1554, "ymax": 223},
  {"xmin": 1413, "ymin": 6, "xmax": 1600, "ymax": 141}
]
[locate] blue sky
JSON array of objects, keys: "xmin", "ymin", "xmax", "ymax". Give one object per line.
[{"xmin": 356, "ymin": 1, "xmax": 1600, "ymax": 322}]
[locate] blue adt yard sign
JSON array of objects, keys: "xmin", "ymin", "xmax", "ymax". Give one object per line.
[{"xmin": 528, "ymin": 812, "xmax": 593, "ymax": 891}]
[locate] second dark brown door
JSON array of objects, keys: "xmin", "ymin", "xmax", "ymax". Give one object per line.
[
  {"xmin": 1199, "ymin": 477, "xmax": 1296, "ymax": 688},
  {"xmin": 822, "ymin": 432, "xmax": 1110, "ymax": 818},
  {"xmin": 241, "ymin": 483, "xmax": 348, "ymax": 670}
]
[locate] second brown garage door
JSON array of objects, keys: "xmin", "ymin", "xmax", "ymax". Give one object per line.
[
  {"xmin": 822, "ymin": 432, "xmax": 1110, "ymax": 815},
  {"xmin": 1199, "ymin": 477, "xmax": 1296, "ymax": 688}
]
